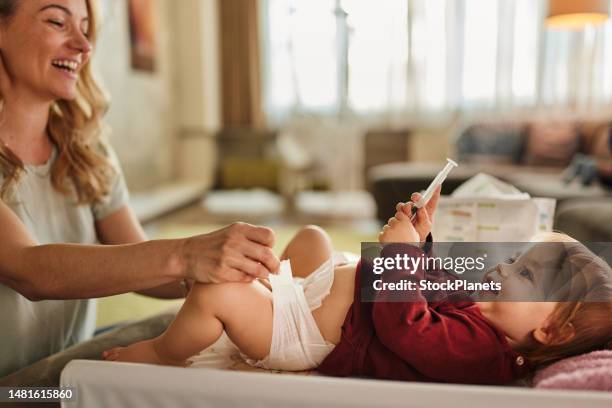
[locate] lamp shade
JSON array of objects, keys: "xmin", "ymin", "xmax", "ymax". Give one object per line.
[{"xmin": 547, "ymin": 0, "xmax": 610, "ymax": 29}]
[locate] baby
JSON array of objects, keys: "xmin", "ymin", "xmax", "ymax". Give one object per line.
[{"xmin": 103, "ymin": 188, "xmax": 612, "ymax": 384}]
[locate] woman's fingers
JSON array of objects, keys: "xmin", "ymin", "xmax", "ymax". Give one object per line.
[
  {"xmin": 209, "ymin": 266, "xmax": 253, "ymax": 284},
  {"xmin": 235, "ymin": 239, "xmax": 279, "ymax": 276},
  {"xmin": 225, "ymin": 223, "xmax": 280, "ymax": 273},
  {"xmin": 185, "ymin": 223, "xmax": 280, "ymax": 284},
  {"xmin": 239, "ymin": 223, "xmax": 276, "ymax": 247},
  {"xmin": 231, "ymin": 256, "xmax": 271, "ymax": 280}
]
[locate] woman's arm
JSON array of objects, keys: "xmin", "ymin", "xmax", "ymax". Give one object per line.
[
  {"xmin": 0, "ymin": 200, "xmax": 279, "ymax": 301},
  {"xmin": 0, "ymin": 199, "xmax": 181, "ymax": 300},
  {"xmin": 95, "ymin": 205, "xmax": 189, "ymax": 299}
]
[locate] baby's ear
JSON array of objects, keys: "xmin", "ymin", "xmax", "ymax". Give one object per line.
[{"xmin": 533, "ymin": 323, "xmax": 575, "ymax": 345}]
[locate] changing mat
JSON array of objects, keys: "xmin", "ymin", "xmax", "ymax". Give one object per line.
[{"xmin": 60, "ymin": 359, "xmax": 612, "ymax": 408}]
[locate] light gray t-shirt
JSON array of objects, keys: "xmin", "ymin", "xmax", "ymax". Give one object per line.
[{"xmin": 0, "ymin": 145, "xmax": 129, "ymax": 377}]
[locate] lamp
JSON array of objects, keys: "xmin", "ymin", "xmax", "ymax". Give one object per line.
[{"xmin": 547, "ymin": 0, "xmax": 610, "ymax": 29}]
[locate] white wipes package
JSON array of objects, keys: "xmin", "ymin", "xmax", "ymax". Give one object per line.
[{"xmin": 432, "ymin": 173, "xmax": 556, "ymax": 242}]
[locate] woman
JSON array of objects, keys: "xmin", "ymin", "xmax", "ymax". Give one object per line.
[{"xmin": 0, "ymin": 0, "xmax": 279, "ymax": 383}]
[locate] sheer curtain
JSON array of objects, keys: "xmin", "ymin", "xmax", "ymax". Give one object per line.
[{"xmin": 260, "ymin": 0, "xmax": 612, "ymax": 125}]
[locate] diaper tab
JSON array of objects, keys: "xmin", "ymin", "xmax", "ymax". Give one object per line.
[{"xmin": 270, "ymin": 260, "xmax": 294, "ymax": 287}]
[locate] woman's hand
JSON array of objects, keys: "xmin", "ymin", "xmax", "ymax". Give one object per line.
[{"xmin": 180, "ymin": 222, "xmax": 280, "ymax": 284}]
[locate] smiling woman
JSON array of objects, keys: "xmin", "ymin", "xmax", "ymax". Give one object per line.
[
  {"xmin": 0, "ymin": 0, "xmax": 281, "ymax": 385},
  {"xmin": 0, "ymin": 0, "xmax": 109, "ymax": 202}
]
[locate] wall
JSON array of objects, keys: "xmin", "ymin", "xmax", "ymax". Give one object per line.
[
  {"xmin": 171, "ymin": 0, "xmax": 221, "ymax": 188},
  {"xmin": 93, "ymin": 0, "xmax": 177, "ymax": 191},
  {"xmin": 410, "ymin": 127, "xmax": 454, "ymax": 162}
]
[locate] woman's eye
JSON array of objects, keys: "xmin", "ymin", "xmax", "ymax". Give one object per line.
[
  {"xmin": 519, "ymin": 269, "xmax": 533, "ymax": 281},
  {"xmin": 505, "ymin": 256, "xmax": 516, "ymax": 264},
  {"xmin": 48, "ymin": 19, "xmax": 65, "ymax": 28}
]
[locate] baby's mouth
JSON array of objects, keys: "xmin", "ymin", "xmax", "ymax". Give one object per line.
[
  {"xmin": 51, "ymin": 59, "xmax": 79, "ymax": 75},
  {"xmin": 481, "ymin": 275, "xmax": 500, "ymax": 296}
]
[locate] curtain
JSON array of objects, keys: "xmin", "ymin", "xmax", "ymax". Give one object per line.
[
  {"xmin": 260, "ymin": 0, "xmax": 612, "ymax": 126},
  {"xmin": 219, "ymin": 0, "xmax": 264, "ymax": 127}
]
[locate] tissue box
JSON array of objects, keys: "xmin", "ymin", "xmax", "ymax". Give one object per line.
[
  {"xmin": 431, "ymin": 173, "xmax": 556, "ymax": 242},
  {"xmin": 432, "ymin": 197, "xmax": 556, "ymax": 242}
]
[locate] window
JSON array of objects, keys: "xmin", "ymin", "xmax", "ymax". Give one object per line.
[{"xmin": 261, "ymin": 0, "xmax": 612, "ymax": 123}]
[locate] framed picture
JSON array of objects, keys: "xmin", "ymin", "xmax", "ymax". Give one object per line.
[{"xmin": 127, "ymin": 0, "xmax": 158, "ymax": 72}]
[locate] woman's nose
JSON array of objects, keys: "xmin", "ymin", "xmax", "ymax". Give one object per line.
[{"xmin": 69, "ymin": 31, "xmax": 92, "ymax": 55}]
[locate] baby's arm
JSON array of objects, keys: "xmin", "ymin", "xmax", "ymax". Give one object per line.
[
  {"xmin": 103, "ymin": 280, "xmax": 273, "ymax": 365},
  {"xmin": 370, "ymin": 244, "xmax": 511, "ymax": 383}
]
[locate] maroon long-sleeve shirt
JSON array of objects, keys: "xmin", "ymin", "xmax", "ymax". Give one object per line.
[{"xmin": 318, "ymin": 243, "xmax": 531, "ymax": 384}]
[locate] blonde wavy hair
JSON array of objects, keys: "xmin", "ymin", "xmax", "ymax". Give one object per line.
[{"xmin": 0, "ymin": 0, "xmax": 114, "ymax": 204}]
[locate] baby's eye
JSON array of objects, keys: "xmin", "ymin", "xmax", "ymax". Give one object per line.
[
  {"xmin": 505, "ymin": 256, "xmax": 517, "ymax": 264},
  {"xmin": 519, "ymin": 268, "xmax": 533, "ymax": 281}
]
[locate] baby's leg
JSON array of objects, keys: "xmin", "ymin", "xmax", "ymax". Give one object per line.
[
  {"xmin": 103, "ymin": 281, "xmax": 273, "ymax": 366},
  {"xmin": 280, "ymin": 225, "xmax": 352, "ymax": 345},
  {"xmin": 281, "ymin": 225, "xmax": 333, "ymax": 278}
]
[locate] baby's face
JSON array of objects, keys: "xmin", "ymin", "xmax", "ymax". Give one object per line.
[
  {"xmin": 476, "ymin": 243, "xmax": 565, "ymax": 347},
  {"xmin": 480, "ymin": 243, "xmax": 566, "ymax": 301}
]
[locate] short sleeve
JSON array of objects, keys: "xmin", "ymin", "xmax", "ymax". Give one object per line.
[{"xmin": 91, "ymin": 144, "xmax": 130, "ymax": 221}]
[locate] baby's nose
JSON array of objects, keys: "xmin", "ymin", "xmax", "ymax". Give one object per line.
[
  {"xmin": 497, "ymin": 264, "xmax": 508, "ymax": 279},
  {"xmin": 484, "ymin": 267, "xmax": 498, "ymax": 281}
]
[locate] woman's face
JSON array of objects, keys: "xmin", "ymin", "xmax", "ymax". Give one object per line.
[{"xmin": 0, "ymin": 0, "xmax": 92, "ymax": 102}]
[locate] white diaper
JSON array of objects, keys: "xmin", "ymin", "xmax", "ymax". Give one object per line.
[{"xmin": 243, "ymin": 254, "xmax": 347, "ymax": 371}]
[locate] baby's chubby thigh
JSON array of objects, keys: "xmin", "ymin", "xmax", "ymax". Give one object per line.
[
  {"xmin": 311, "ymin": 264, "xmax": 357, "ymax": 345},
  {"xmin": 192, "ymin": 279, "xmax": 274, "ymax": 360}
]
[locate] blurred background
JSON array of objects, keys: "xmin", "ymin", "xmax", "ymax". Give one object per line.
[{"xmin": 94, "ymin": 0, "xmax": 612, "ymax": 326}]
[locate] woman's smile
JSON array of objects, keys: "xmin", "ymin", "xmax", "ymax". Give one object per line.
[{"xmin": 51, "ymin": 58, "xmax": 81, "ymax": 79}]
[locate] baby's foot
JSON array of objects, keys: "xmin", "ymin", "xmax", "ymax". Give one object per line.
[{"xmin": 102, "ymin": 339, "xmax": 186, "ymax": 366}]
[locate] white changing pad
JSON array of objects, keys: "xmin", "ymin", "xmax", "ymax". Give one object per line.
[{"xmin": 60, "ymin": 359, "xmax": 612, "ymax": 408}]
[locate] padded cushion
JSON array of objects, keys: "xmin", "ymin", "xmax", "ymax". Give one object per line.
[{"xmin": 534, "ymin": 350, "xmax": 612, "ymax": 391}]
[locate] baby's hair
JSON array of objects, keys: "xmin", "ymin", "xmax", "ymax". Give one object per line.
[{"xmin": 523, "ymin": 232, "xmax": 612, "ymax": 366}]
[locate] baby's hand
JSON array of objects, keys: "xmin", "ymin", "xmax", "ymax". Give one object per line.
[
  {"xmin": 395, "ymin": 186, "xmax": 440, "ymax": 242},
  {"xmin": 378, "ymin": 203, "xmax": 420, "ymax": 244}
]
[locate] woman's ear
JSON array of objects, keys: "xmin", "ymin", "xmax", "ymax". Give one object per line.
[{"xmin": 533, "ymin": 323, "xmax": 575, "ymax": 345}]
